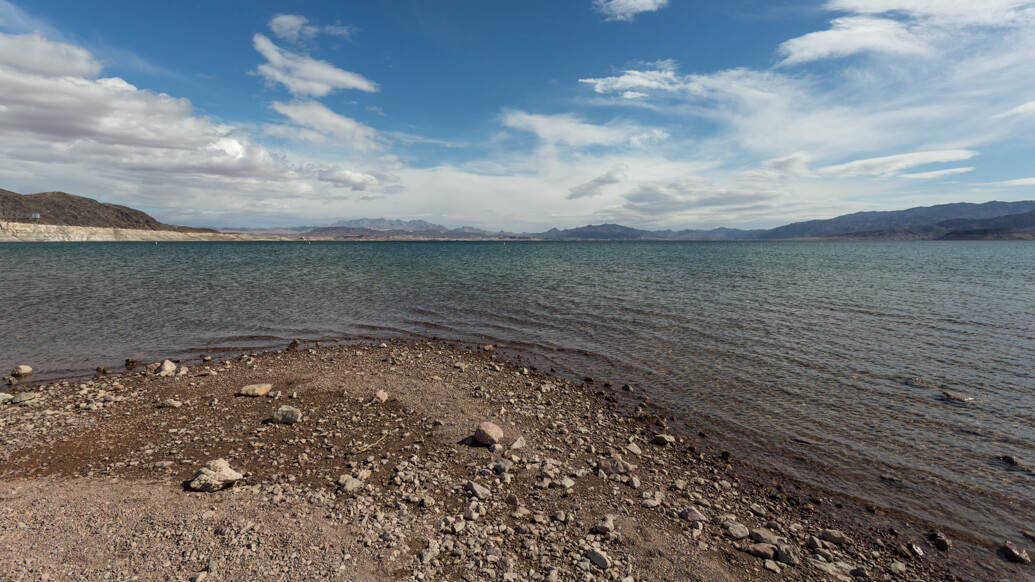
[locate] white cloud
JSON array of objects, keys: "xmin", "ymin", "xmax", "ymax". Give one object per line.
[
  {"xmin": 975, "ymin": 177, "xmax": 1035, "ymax": 187},
  {"xmin": 0, "ymin": 32, "xmax": 101, "ymax": 76},
  {"xmin": 825, "ymin": 0, "xmax": 1035, "ymax": 26},
  {"xmin": 593, "ymin": 0, "xmax": 669, "ymax": 22},
  {"xmin": 778, "ymin": 16, "xmax": 930, "ymax": 65},
  {"xmin": 621, "ymin": 177, "xmax": 778, "ymax": 216},
  {"xmin": 993, "ymin": 100, "xmax": 1035, "ymax": 118},
  {"xmin": 818, "ymin": 150, "xmax": 977, "ymax": 177},
  {"xmin": 899, "ymin": 166, "xmax": 974, "ymax": 179},
  {"xmin": 269, "ymin": 14, "xmax": 355, "ymax": 44},
  {"xmin": 318, "ymin": 168, "xmax": 379, "ymax": 190},
  {"xmin": 568, "ymin": 164, "xmax": 628, "ymax": 199},
  {"xmin": 501, "ymin": 110, "xmax": 667, "ymax": 147},
  {"xmin": 270, "ymin": 100, "xmax": 378, "ymax": 151},
  {"xmin": 253, "ymin": 34, "xmax": 377, "ymax": 97}
]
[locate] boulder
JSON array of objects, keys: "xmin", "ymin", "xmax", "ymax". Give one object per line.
[
  {"xmin": 272, "ymin": 405, "xmax": 302, "ymax": 424},
  {"xmin": 187, "ymin": 459, "xmax": 242, "ymax": 492},
  {"xmin": 155, "ymin": 360, "xmax": 177, "ymax": 377},
  {"xmin": 474, "ymin": 421, "xmax": 504, "ymax": 446},
  {"xmin": 11, "ymin": 365, "xmax": 32, "ymax": 377},
  {"xmin": 238, "ymin": 384, "xmax": 272, "ymax": 397}
]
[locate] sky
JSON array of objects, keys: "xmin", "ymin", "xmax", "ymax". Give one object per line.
[{"xmin": 1, "ymin": 0, "xmax": 1034, "ymax": 230}]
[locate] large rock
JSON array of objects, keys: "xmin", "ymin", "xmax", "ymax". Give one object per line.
[
  {"xmin": 0, "ymin": 392, "xmax": 13, "ymax": 404},
  {"xmin": 10, "ymin": 365, "xmax": 32, "ymax": 377},
  {"xmin": 598, "ymin": 455, "xmax": 636, "ymax": 475},
  {"xmin": 474, "ymin": 421, "xmax": 504, "ymax": 446},
  {"xmin": 238, "ymin": 383, "xmax": 272, "ymax": 397},
  {"xmin": 11, "ymin": 392, "xmax": 39, "ymax": 405},
  {"xmin": 187, "ymin": 459, "xmax": 242, "ymax": 492},
  {"xmin": 272, "ymin": 405, "xmax": 302, "ymax": 424},
  {"xmin": 155, "ymin": 360, "xmax": 177, "ymax": 377},
  {"xmin": 724, "ymin": 520, "xmax": 750, "ymax": 540},
  {"xmin": 819, "ymin": 529, "xmax": 853, "ymax": 547}
]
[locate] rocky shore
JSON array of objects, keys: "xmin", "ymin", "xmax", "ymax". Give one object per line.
[{"xmin": 0, "ymin": 342, "xmax": 1029, "ymax": 581}]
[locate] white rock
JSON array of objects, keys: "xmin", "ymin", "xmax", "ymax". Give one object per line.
[
  {"xmin": 11, "ymin": 365, "xmax": 32, "ymax": 377},
  {"xmin": 272, "ymin": 405, "xmax": 302, "ymax": 424},
  {"xmin": 0, "ymin": 392, "xmax": 13, "ymax": 404},
  {"xmin": 187, "ymin": 459, "xmax": 242, "ymax": 492},
  {"xmin": 238, "ymin": 384, "xmax": 272, "ymax": 397},
  {"xmin": 156, "ymin": 360, "xmax": 177, "ymax": 377}
]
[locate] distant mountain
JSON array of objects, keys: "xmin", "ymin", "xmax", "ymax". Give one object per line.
[
  {"xmin": 0, "ymin": 189, "xmax": 214, "ymax": 232},
  {"xmin": 324, "ymin": 218, "xmax": 451, "ymax": 233},
  {"xmin": 839, "ymin": 209, "xmax": 1035, "ymax": 240},
  {"xmin": 761, "ymin": 201, "xmax": 1035, "ymax": 239}
]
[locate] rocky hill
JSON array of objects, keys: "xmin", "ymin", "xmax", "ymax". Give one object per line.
[{"xmin": 0, "ymin": 189, "xmax": 214, "ymax": 233}]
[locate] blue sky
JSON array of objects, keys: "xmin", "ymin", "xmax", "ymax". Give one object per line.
[{"xmin": 1, "ymin": 0, "xmax": 1034, "ymax": 230}]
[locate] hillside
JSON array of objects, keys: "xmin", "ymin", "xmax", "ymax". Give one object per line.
[
  {"xmin": 838, "ymin": 209, "xmax": 1035, "ymax": 240},
  {"xmin": 0, "ymin": 189, "xmax": 213, "ymax": 233}
]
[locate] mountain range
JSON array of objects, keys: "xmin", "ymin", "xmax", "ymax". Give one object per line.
[{"xmin": 3, "ymin": 188, "xmax": 1035, "ymax": 241}]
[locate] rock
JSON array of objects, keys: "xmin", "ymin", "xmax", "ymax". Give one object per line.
[
  {"xmin": 680, "ymin": 507, "xmax": 708, "ymax": 522},
  {"xmin": 272, "ymin": 405, "xmax": 302, "ymax": 424},
  {"xmin": 492, "ymin": 458, "xmax": 513, "ymax": 475},
  {"xmin": 3, "ymin": 376, "xmax": 15, "ymax": 386},
  {"xmin": 749, "ymin": 502, "xmax": 768, "ymax": 517},
  {"xmin": 651, "ymin": 433, "xmax": 676, "ymax": 446},
  {"xmin": 453, "ymin": 362, "xmax": 467, "ymax": 372},
  {"xmin": 509, "ymin": 436, "xmax": 526, "ymax": 450},
  {"xmin": 11, "ymin": 392, "xmax": 38, "ymax": 405},
  {"xmin": 159, "ymin": 399, "xmax": 183, "ymax": 409},
  {"xmin": 1001, "ymin": 541, "xmax": 1030, "ymax": 563},
  {"xmin": 928, "ymin": 530, "xmax": 951, "ymax": 551},
  {"xmin": 584, "ymin": 548, "xmax": 612, "ymax": 570},
  {"xmin": 724, "ymin": 520, "xmax": 750, "ymax": 540},
  {"xmin": 820, "ymin": 528, "xmax": 853, "ymax": 546},
  {"xmin": 942, "ymin": 391, "xmax": 973, "ymax": 402},
  {"xmin": 592, "ymin": 515, "xmax": 616, "ymax": 535},
  {"xmin": 625, "ymin": 442, "xmax": 642, "ymax": 455},
  {"xmin": 775, "ymin": 543, "xmax": 801, "ymax": 566},
  {"xmin": 764, "ymin": 559, "xmax": 781, "ymax": 573},
  {"xmin": 745, "ymin": 543, "xmax": 777, "ymax": 559},
  {"xmin": 850, "ymin": 566, "xmax": 870, "ymax": 579},
  {"xmin": 0, "ymin": 392, "xmax": 13, "ymax": 404},
  {"xmin": 373, "ymin": 390, "xmax": 388, "ymax": 403},
  {"xmin": 598, "ymin": 455, "xmax": 636, "ymax": 475},
  {"xmin": 420, "ymin": 540, "xmax": 440, "ymax": 564},
  {"xmin": 999, "ymin": 455, "xmax": 1025, "ymax": 468},
  {"xmin": 238, "ymin": 384, "xmax": 272, "ymax": 397},
  {"xmin": 11, "ymin": 365, "xmax": 32, "ymax": 377},
  {"xmin": 889, "ymin": 561, "xmax": 907, "ymax": 575},
  {"xmin": 474, "ymin": 421, "xmax": 504, "ymax": 446},
  {"xmin": 156, "ymin": 360, "xmax": 177, "ymax": 377},
  {"xmin": 750, "ymin": 528, "xmax": 780, "ymax": 545},
  {"xmin": 187, "ymin": 459, "xmax": 242, "ymax": 492},
  {"xmin": 464, "ymin": 480, "xmax": 491, "ymax": 500},
  {"xmin": 339, "ymin": 476, "xmax": 362, "ymax": 493}
]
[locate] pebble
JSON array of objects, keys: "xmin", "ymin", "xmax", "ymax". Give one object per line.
[
  {"xmin": 272, "ymin": 405, "xmax": 302, "ymax": 424},
  {"xmin": 159, "ymin": 399, "xmax": 183, "ymax": 409},
  {"xmin": 187, "ymin": 459, "xmax": 242, "ymax": 492},
  {"xmin": 464, "ymin": 480, "xmax": 491, "ymax": 500},
  {"xmin": 373, "ymin": 390, "xmax": 388, "ymax": 403},
  {"xmin": 238, "ymin": 384, "xmax": 272, "ymax": 397},
  {"xmin": 474, "ymin": 421, "xmax": 504, "ymax": 446}
]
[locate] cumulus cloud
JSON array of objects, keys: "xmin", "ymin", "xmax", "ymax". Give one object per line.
[
  {"xmin": 269, "ymin": 14, "xmax": 355, "ymax": 44},
  {"xmin": 0, "ymin": 32, "xmax": 101, "ymax": 76},
  {"xmin": 253, "ymin": 34, "xmax": 377, "ymax": 97},
  {"xmin": 568, "ymin": 164, "xmax": 628, "ymax": 199},
  {"xmin": 502, "ymin": 110, "xmax": 667, "ymax": 147},
  {"xmin": 817, "ymin": 150, "xmax": 978, "ymax": 177},
  {"xmin": 593, "ymin": 0, "xmax": 669, "ymax": 22},
  {"xmin": 318, "ymin": 168, "xmax": 379, "ymax": 190},
  {"xmin": 270, "ymin": 100, "xmax": 379, "ymax": 151},
  {"xmin": 778, "ymin": 16, "xmax": 930, "ymax": 65}
]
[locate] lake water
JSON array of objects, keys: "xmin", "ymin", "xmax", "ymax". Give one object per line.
[{"xmin": 1, "ymin": 240, "xmax": 1032, "ymax": 542}]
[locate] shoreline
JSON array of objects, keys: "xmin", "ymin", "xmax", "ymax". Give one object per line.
[{"xmin": 1, "ymin": 340, "xmax": 1028, "ymax": 580}]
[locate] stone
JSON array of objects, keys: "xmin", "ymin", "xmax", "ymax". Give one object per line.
[
  {"xmin": 751, "ymin": 528, "xmax": 780, "ymax": 545},
  {"xmin": 942, "ymin": 391, "xmax": 973, "ymax": 403},
  {"xmin": 651, "ymin": 433, "xmax": 676, "ymax": 446},
  {"xmin": 745, "ymin": 543, "xmax": 777, "ymax": 559},
  {"xmin": 238, "ymin": 384, "xmax": 272, "ymax": 397},
  {"xmin": 492, "ymin": 458, "xmax": 513, "ymax": 475},
  {"xmin": 775, "ymin": 543, "xmax": 802, "ymax": 566},
  {"xmin": 889, "ymin": 561, "xmax": 907, "ymax": 575},
  {"xmin": 584, "ymin": 548, "xmax": 612, "ymax": 570},
  {"xmin": 339, "ymin": 476, "xmax": 362, "ymax": 493},
  {"xmin": 474, "ymin": 421, "xmax": 504, "ymax": 446},
  {"xmin": 509, "ymin": 436, "xmax": 526, "ymax": 450},
  {"xmin": 373, "ymin": 390, "xmax": 388, "ymax": 403},
  {"xmin": 11, "ymin": 365, "xmax": 32, "ymax": 377},
  {"xmin": 764, "ymin": 560, "xmax": 781, "ymax": 573},
  {"xmin": 820, "ymin": 528, "xmax": 853, "ymax": 546},
  {"xmin": 1001, "ymin": 541, "xmax": 1030, "ymax": 563},
  {"xmin": 0, "ymin": 392, "xmax": 13, "ymax": 404},
  {"xmin": 156, "ymin": 360, "xmax": 177, "ymax": 377},
  {"xmin": 11, "ymin": 392, "xmax": 38, "ymax": 405},
  {"xmin": 187, "ymin": 459, "xmax": 242, "ymax": 492},
  {"xmin": 465, "ymin": 480, "xmax": 491, "ymax": 500},
  {"xmin": 680, "ymin": 507, "xmax": 708, "ymax": 522},
  {"xmin": 159, "ymin": 399, "xmax": 183, "ymax": 409},
  {"xmin": 724, "ymin": 521, "xmax": 750, "ymax": 540},
  {"xmin": 272, "ymin": 405, "xmax": 302, "ymax": 424},
  {"xmin": 598, "ymin": 455, "xmax": 636, "ymax": 475},
  {"xmin": 928, "ymin": 530, "xmax": 951, "ymax": 551},
  {"xmin": 625, "ymin": 442, "xmax": 642, "ymax": 455},
  {"xmin": 453, "ymin": 362, "xmax": 467, "ymax": 372},
  {"xmin": 592, "ymin": 515, "xmax": 616, "ymax": 535}
]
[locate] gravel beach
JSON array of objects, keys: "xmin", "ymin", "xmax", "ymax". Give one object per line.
[{"xmin": 0, "ymin": 341, "xmax": 1029, "ymax": 581}]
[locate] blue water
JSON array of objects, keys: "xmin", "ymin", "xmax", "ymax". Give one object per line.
[{"xmin": 1, "ymin": 240, "xmax": 1032, "ymax": 542}]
